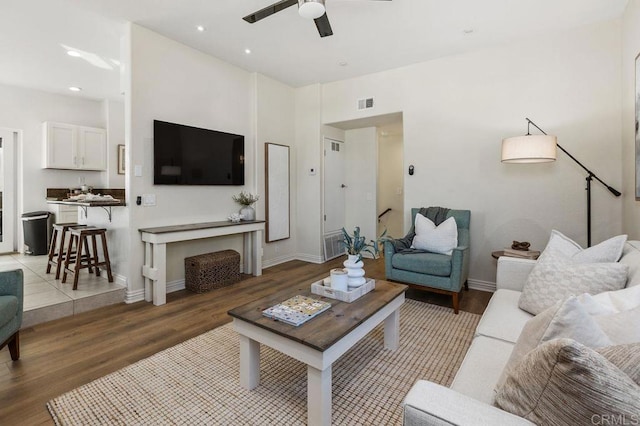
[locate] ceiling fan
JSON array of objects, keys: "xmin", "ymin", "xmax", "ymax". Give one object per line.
[{"xmin": 243, "ymin": 0, "xmax": 391, "ymax": 38}]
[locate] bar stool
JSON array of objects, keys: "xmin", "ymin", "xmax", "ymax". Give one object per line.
[
  {"xmin": 62, "ymin": 227, "xmax": 114, "ymax": 290},
  {"xmin": 46, "ymin": 223, "xmax": 90, "ymax": 279}
]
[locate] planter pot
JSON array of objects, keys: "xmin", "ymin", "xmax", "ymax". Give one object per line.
[
  {"xmin": 343, "ymin": 254, "xmax": 366, "ymax": 288},
  {"xmin": 239, "ymin": 206, "xmax": 255, "ymax": 221}
]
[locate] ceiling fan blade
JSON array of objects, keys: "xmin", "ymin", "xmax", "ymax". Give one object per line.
[
  {"xmin": 243, "ymin": 0, "xmax": 298, "ymax": 23},
  {"xmin": 314, "ymin": 12, "xmax": 333, "ymax": 37}
]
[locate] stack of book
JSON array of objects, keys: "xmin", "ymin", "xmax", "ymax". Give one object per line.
[
  {"xmin": 503, "ymin": 248, "xmax": 541, "ymax": 259},
  {"xmin": 262, "ymin": 295, "xmax": 331, "ymax": 326}
]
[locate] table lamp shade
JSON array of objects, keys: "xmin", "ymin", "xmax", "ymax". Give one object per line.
[{"xmin": 501, "ymin": 134, "xmax": 557, "ymax": 163}]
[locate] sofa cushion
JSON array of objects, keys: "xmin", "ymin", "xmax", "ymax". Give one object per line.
[
  {"xmin": 518, "ymin": 248, "xmax": 628, "ymax": 315},
  {"xmin": 391, "ymin": 252, "xmax": 451, "ymax": 277},
  {"xmin": 475, "ymin": 289, "xmax": 533, "ymax": 343},
  {"xmin": 495, "ymin": 339, "xmax": 640, "ymax": 425},
  {"xmin": 545, "ymin": 229, "xmax": 627, "ymax": 263},
  {"xmin": 0, "ymin": 295, "xmax": 18, "ymax": 328},
  {"xmin": 411, "ymin": 215, "xmax": 458, "ymax": 255},
  {"xmin": 450, "ymin": 335, "xmax": 514, "ymax": 404}
]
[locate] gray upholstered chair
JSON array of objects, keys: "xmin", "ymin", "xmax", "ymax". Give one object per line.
[
  {"xmin": 0, "ymin": 269, "xmax": 24, "ymax": 360},
  {"xmin": 384, "ymin": 208, "xmax": 470, "ymax": 314}
]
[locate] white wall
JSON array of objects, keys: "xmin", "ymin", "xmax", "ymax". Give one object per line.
[
  {"xmin": 125, "ymin": 24, "xmax": 263, "ymax": 296},
  {"xmin": 103, "ymin": 99, "xmax": 125, "ymax": 189},
  {"xmin": 622, "ymin": 1, "xmax": 640, "ymax": 238},
  {"xmin": 255, "ymin": 73, "xmax": 297, "ymax": 266},
  {"xmin": 295, "ymin": 84, "xmax": 324, "ymax": 263},
  {"xmin": 318, "ymin": 20, "xmax": 623, "ymax": 286},
  {"xmin": 377, "ymin": 132, "xmax": 404, "ymax": 239},
  {"xmin": 344, "ymin": 127, "xmax": 377, "ymax": 249}
]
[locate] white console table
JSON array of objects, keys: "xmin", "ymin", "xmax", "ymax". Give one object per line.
[{"xmin": 139, "ymin": 220, "xmax": 265, "ymax": 306}]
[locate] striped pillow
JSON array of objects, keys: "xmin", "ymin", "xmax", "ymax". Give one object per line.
[{"xmin": 495, "ymin": 339, "xmax": 640, "ymax": 424}]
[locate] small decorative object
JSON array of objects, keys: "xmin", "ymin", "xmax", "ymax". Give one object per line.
[
  {"xmin": 117, "ymin": 144, "xmax": 125, "ymax": 175},
  {"xmin": 341, "ymin": 226, "xmax": 386, "ymax": 289},
  {"xmin": 228, "ymin": 213, "xmax": 243, "ymax": 223},
  {"xmin": 232, "ymin": 191, "xmax": 259, "ymax": 221},
  {"xmin": 329, "ymin": 268, "xmax": 349, "ymax": 291},
  {"xmin": 511, "ymin": 240, "xmax": 531, "ymax": 251}
]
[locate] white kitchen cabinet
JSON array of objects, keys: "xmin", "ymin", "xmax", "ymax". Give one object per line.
[
  {"xmin": 43, "ymin": 122, "xmax": 107, "ymax": 171},
  {"xmin": 49, "ymin": 204, "xmax": 79, "ymax": 224}
]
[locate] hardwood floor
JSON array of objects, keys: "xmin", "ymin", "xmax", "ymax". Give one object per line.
[{"xmin": 0, "ymin": 257, "xmax": 491, "ymax": 425}]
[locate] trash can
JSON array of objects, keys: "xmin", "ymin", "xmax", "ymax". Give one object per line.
[{"xmin": 22, "ymin": 211, "xmax": 53, "ymax": 255}]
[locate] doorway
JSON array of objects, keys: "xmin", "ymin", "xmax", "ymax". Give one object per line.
[
  {"xmin": 0, "ymin": 128, "xmax": 17, "ymax": 253},
  {"xmin": 322, "ymin": 112, "xmax": 404, "ymax": 260},
  {"xmin": 322, "ymin": 137, "xmax": 346, "ymax": 260}
]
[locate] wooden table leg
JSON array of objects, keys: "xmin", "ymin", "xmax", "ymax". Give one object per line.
[
  {"xmin": 307, "ymin": 365, "xmax": 332, "ymax": 426},
  {"xmin": 384, "ymin": 308, "xmax": 400, "ymax": 350},
  {"xmin": 239, "ymin": 335, "xmax": 260, "ymax": 390}
]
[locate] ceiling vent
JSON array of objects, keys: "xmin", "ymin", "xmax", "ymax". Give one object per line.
[{"xmin": 357, "ymin": 97, "xmax": 374, "ymax": 111}]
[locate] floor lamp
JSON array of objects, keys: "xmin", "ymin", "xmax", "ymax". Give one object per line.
[{"xmin": 501, "ymin": 118, "xmax": 621, "ymax": 247}]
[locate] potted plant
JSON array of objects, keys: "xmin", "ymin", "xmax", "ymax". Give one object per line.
[
  {"xmin": 232, "ymin": 191, "xmax": 259, "ymax": 221},
  {"xmin": 340, "ymin": 226, "xmax": 386, "ymax": 288}
]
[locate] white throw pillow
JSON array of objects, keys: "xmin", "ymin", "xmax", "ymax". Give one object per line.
[
  {"xmin": 518, "ymin": 248, "xmax": 628, "ymax": 315},
  {"xmin": 496, "ymin": 296, "xmax": 613, "ymax": 391},
  {"xmin": 411, "ymin": 215, "xmax": 458, "ymax": 255},
  {"xmin": 544, "ymin": 230, "xmax": 627, "ymax": 263}
]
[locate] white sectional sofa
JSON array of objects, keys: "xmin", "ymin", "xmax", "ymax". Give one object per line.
[{"xmin": 402, "ymin": 240, "xmax": 640, "ymax": 425}]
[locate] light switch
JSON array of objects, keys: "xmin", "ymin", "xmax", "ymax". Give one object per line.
[
  {"xmin": 142, "ymin": 194, "xmax": 156, "ymax": 206},
  {"xmin": 134, "ymin": 165, "xmax": 142, "ymax": 177}
]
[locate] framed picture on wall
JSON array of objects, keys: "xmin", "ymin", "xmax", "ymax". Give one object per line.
[
  {"xmin": 636, "ymin": 52, "xmax": 640, "ymax": 199},
  {"xmin": 117, "ymin": 144, "xmax": 125, "ymax": 175}
]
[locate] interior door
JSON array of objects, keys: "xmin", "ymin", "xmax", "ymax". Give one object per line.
[
  {"xmin": 323, "ymin": 137, "xmax": 346, "ymax": 234},
  {"xmin": 0, "ymin": 129, "xmax": 16, "ymax": 253}
]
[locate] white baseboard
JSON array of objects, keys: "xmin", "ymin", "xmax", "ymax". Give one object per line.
[
  {"xmin": 125, "ymin": 288, "xmax": 145, "ymax": 304},
  {"xmin": 467, "ymin": 278, "xmax": 496, "ymax": 293},
  {"xmin": 263, "ymin": 254, "xmax": 298, "ymax": 268},
  {"xmin": 167, "ymin": 279, "xmax": 186, "ymax": 293},
  {"xmin": 295, "ymin": 253, "xmax": 324, "ymax": 264}
]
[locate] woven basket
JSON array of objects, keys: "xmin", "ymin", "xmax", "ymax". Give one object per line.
[{"xmin": 185, "ymin": 250, "xmax": 240, "ymax": 293}]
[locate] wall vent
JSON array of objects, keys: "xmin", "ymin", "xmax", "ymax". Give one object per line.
[
  {"xmin": 323, "ymin": 232, "xmax": 345, "ymax": 261},
  {"xmin": 357, "ymin": 97, "xmax": 374, "ymax": 111}
]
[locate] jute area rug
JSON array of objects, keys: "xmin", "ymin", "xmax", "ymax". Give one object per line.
[{"xmin": 48, "ymin": 300, "xmax": 480, "ymax": 425}]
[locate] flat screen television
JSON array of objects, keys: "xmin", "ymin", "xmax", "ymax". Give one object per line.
[{"xmin": 153, "ymin": 120, "xmax": 244, "ymax": 185}]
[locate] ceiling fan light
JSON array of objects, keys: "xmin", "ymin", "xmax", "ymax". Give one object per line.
[{"xmin": 299, "ymin": 0, "xmax": 325, "ymax": 19}]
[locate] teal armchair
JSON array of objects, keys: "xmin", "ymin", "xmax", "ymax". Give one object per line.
[
  {"xmin": 0, "ymin": 269, "xmax": 23, "ymax": 360},
  {"xmin": 384, "ymin": 208, "xmax": 470, "ymax": 314}
]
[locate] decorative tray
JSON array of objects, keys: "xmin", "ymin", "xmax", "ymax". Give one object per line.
[{"xmin": 311, "ymin": 277, "xmax": 375, "ymax": 303}]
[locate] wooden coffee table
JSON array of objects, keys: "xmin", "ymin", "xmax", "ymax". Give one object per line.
[{"xmin": 227, "ymin": 279, "xmax": 407, "ymax": 426}]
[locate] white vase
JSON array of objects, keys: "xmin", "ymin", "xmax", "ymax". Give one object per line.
[
  {"xmin": 239, "ymin": 205, "xmax": 255, "ymax": 221},
  {"xmin": 343, "ymin": 254, "xmax": 366, "ymax": 288}
]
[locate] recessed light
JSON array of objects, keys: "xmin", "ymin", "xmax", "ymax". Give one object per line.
[
  {"xmin": 338, "ymin": 61, "xmax": 348, "ymax": 67},
  {"xmin": 244, "ymin": 48, "xmax": 251, "ymax": 54},
  {"xmin": 463, "ymin": 28, "xmax": 475, "ymax": 35},
  {"xmin": 196, "ymin": 25, "xmax": 206, "ymax": 32},
  {"xmin": 69, "ymin": 86, "xmax": 82, "ymax": 92},
  {"xmin": 67, "ymin": 50, "xmax": 81, "ymax": 57}
]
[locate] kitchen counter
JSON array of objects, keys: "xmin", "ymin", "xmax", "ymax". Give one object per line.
[
  {"xmin": 47, "ymin": 199, "xmax": 125, "ymax": 207},
  {"xmin": 46, "ymin": 199, "xmax": 125, "ymax": 222}
]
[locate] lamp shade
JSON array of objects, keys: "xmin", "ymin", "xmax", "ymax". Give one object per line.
[
  {"xmin": 501, "ymin": 134, "xmax": 557, "ymax": 163},
  {"xmin": 298, "ymin": 0, "xmax": 325, "ymax": 19}
]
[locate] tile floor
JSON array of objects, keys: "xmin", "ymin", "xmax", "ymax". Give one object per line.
[{"xmin": 0, "ymin": 253, "xmax": 126, "ymax": 327}]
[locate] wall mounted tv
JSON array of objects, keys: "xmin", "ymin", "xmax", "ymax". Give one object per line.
[{"xmin": 153, "ymin": 120, "xmax": 244, "ymax": 185}]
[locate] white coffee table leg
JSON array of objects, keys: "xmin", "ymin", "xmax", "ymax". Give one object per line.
[
  {"xmin": 384, "ymin": 308, "xmax": 400, "ymax": 350},
  {"xmin": 239, "ymin": 335, "xmax": 260, "ymax": 389},
  {"xmin": 307, "ymin": 364, "xmax": 332, "ymax": 426}
]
